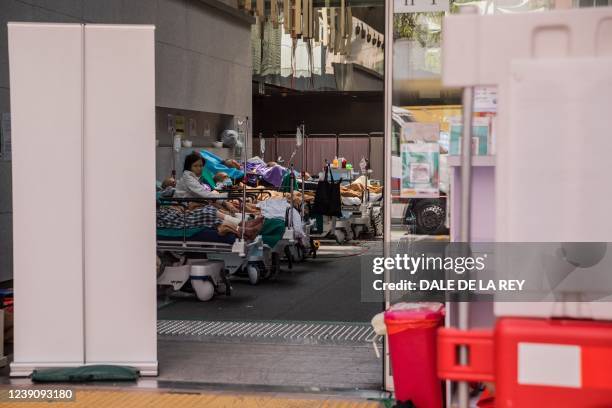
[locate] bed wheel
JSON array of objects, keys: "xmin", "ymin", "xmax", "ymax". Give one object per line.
[
  {"xmin": 192, "ymin": 280, "xmax": 215, "ymax": 301},
  {"xmin": 262, "ymin": 257, "xmax": 273, "ymax": 280},
  {"xmin": 352, "ymin": 225, "xmax": 363, "ymax": 239},
  {"xmin": 296, "ymin": 245, "xmax": 305, "ymax": 262},
  {"xmin": 271, "ymin": 253, "xmax": 281, "ymax": 279},
  {"xmin": 247, "ymin": 264, "xmax": 260, "ymax": 285},
  {"xmin": 223, "ymin": 273, "xmax": 232, "ymax": 296},
  {"xmin": 334, "ymin": 229, "xmax": 345, "ymax": 245},
  {"xmin": 157, "ymin": 251, "xmax": 180, "ymax": 278},
  {"xmin": 262, "ymin": 265, "xmax": 272, "ymax": 280},
  {"xmin": 345, "ymin": 227, "xmax": 354, "ymax": 242},
  {"xmin": 371, "ymin": 207, "xmax": 383, "ymax": 237},
  {"xmin": 284, "ymin": 246, "xmax": 293, "ymax": 270}
]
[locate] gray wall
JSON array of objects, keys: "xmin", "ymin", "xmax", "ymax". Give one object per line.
[
  {"xmin": 0, "ymin": 0, "xmax": 253, "ymax": 281},
  {"xmin": 155, "ymin": 107, "xmax": 235, "ymax": 148}
]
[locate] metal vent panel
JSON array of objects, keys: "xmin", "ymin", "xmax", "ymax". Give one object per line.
[{"xmin": 157, "ymin": 320, "xmax": 381, "ymax": 345}]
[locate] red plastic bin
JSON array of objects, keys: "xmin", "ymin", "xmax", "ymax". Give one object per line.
[{"xmin": 385, "ymin": 302, "xmax": 444, "ymax": 408}]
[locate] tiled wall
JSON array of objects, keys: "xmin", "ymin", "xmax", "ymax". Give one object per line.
[{"xmin": 0, "ymin": 0, "xmax": 253, "ymax": 281}]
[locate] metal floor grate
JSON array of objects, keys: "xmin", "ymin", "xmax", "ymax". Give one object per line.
[{"xmin": 157, "ymin": 320, "xmax": 380, "ymax": 345}]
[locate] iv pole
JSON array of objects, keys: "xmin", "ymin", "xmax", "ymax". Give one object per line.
[
  {"xmin": 241, "ymin": 117, "xmax": 249, "ymax": 244},
  {"xmin": 457, "ymin": 7, "xmax": 477, "ymax": 407},
  {"xmin": 301, "ymin": 122, "xmax": 306, "ymax": 219},
  {"xmin": 231, "ymin": 116, "xmax": 249, "ymax": 258}
]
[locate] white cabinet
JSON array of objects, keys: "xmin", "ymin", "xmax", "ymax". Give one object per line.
[{"xmin": 9, "ymin": 23, "xmax": 157, "ymax": 376}]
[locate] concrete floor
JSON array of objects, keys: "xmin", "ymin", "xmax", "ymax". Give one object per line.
[
  {"xmin": 158, "ymin": 338, "xmax": 382, "ymax": 390},
  {"xmin": 155, "ymin": 240, "xmax": 385, "ymax": 391},
  {"xmin": 158, "ymin": 241, "xmax": 384, "ymax": 322}
]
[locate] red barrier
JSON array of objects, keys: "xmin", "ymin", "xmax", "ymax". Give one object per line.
[{"xmin": 438, "ymin": 317, "xmax": 612, "ymax": 408}]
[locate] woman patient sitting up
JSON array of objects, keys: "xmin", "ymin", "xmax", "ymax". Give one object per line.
[{"xmin": 174, "ymin": 152, "xmax": 262, "ymax": 239}]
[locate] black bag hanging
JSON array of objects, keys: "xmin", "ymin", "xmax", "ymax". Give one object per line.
[
  {"xmin": 312, "ymin": 167, "xmax": 330, "ymax": 214},
  {"xmin": 312, "ymin": 165, "xmax": 342, "ymax": 217},
  {"xmin": 327, "ymin": 166, "xmax": 343, "ymax": 216}
]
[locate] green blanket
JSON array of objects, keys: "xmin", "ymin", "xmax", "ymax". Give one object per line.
[
  {"xmin": 200, "ymin": 166, "xmax": 217, "ymax": 188},
  {"xmin": 158, "ymin": 219, "xmax": 286, "ymax": 247},
  {"xmin": 157, "ymin": 227, "xmax": 203, "ymax": 238},
  {"xmin": 260, "ymin": 218, "xmax": 286, "ymax": 247},
  {"xmin": 279, "ymin": 172, "xmax": 298, "ymax": 193}
]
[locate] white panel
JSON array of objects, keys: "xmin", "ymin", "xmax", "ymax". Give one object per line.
[
  {"xmin": 441, "ymin": 14, "xmax": 479, "ymax": 88},
  {"xmin": 441, "ymin": 9, "xmax": 612, "ymax": 321},
  {"xmin": 8, "ymin": 23, "xmax": 84, "ymax": 367},
  {"xmin": 442, "ymin": 8, "xmax": 612, "ymax": 88},
  {"xmin": 83, "ymin": 25, "xmax": 157, "ymax": 368},
  {"xmin": 502, "ymin": 58, "xmax": 612, "ymax": 242},
  {"xmin": 518, "ymin": 343, "xmax": 581, "ymax": 388},
  {"xmin": 496, "ymin": 58, "xmax": 612, "ymax": 319}
]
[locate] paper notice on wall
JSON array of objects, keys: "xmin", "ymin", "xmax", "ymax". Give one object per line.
[
  {"xmin": 449, "ymin": 117, "xmax": 491, "ymax": 156},
  {"xmin": 174, "ymin": 115, "xmax": 185, "ymax": 133},
  {"xmin": 1, "ymin": 113, "xmax": 11, "ymax": 161},
  {"xmin": 474, "ymin": 86, "xmax": 498, "ymax": 113},
  {"xmin": 401, "ymin": 142, "xmax": 439, "ymax": 198},
  {"xmin": 402, "ymin": 122, "xmax": 440, "ymax": 143}
]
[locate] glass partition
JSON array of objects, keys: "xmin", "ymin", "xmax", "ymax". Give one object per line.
[
  {"xmin": 383, "ymin": 0, "xmax": 557, "ymax": 394},
  {"xmin": 251, "ymin": 1, "xmax": 385, "ymax": 92}
]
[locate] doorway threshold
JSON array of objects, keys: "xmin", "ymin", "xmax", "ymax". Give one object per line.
[
  {"xmin": 156, "ymin": 319, "xmax": 383, "ymax": 392},
  {"xmin": 157, "ymin": 319, "xmax": 380, "ymax": 345},
  {"xmin": 125, "ymin": 378, "xmax": 388, "ymax": 400}
]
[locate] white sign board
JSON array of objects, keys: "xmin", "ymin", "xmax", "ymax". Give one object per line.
[
  {"xmin": 400, "ymin": 142, "xmax": 440, "ymax": 198},
  {"xmin": 394, "ymin": 0, "xmax": 449, "ymax": 13},
  {"xmin": 474, "ymin": 86, "xmax": 498, "ymax": 113},
  {"xmin": 402, "ymin": 122, "xmax": 440, "ymax": 143}
]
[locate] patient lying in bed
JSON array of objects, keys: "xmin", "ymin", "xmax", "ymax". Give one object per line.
[
  {"xmin": 158, "ymin": 153, "xmax": 263, "ymax": 240},
  {"xmin": 213, "ymin": 171, "xmax": 260, "ymax": 215},
  {"xmin": 157, "ymin": 205, "xmax": 263, "ymax": 241},
  {"xmin": 158, "ymin": 153, "xmax": 311, "ymax": 243}
]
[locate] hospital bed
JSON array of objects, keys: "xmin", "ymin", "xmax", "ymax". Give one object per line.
[
  {"xmin": 239, "ymin": 153, "xmax": 319, "ymax": 264},
  {"xmin": 283, "ymin": 168, "xmax": 318, "ymax": 264},
  {"xmin": 243, "ymin": 171, "xmax": 314, "ymax": 271},
  {"xmin": 156, "ymin": 194, "xmax": 275, "ymax": 299},
  {"xmin": 302, "ymin": 167, "xmax": 383, "ymax": 243},
  {"xmin": 342, "ymin": 173, "xmax": 384, "ymax": 240}
]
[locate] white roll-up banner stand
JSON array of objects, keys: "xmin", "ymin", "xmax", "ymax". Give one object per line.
[{"xmin": 8, "ymin": 22, "xmax": 158, "ymax": 377}]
